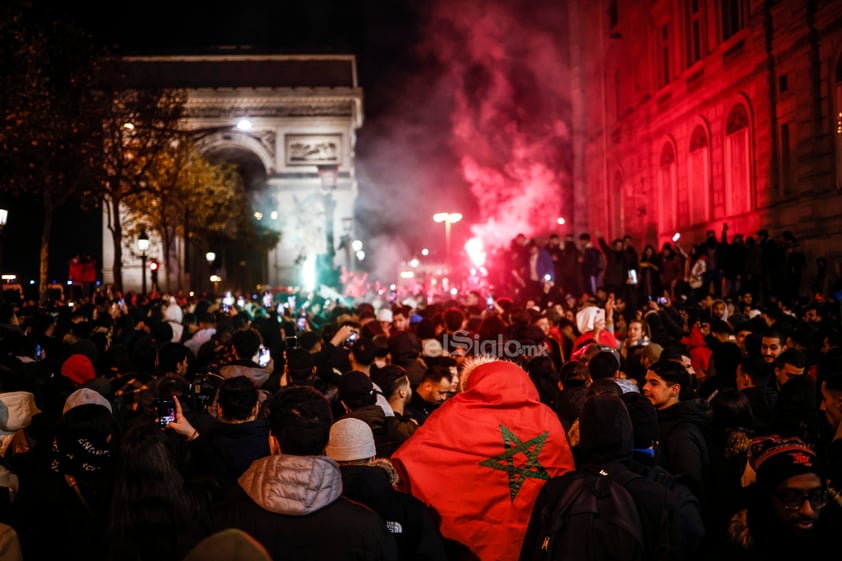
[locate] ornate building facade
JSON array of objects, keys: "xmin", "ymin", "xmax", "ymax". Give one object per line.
[
  {"xmin": 568, "ymin": 0, "xmax": 842, "ymax": 276},
  {"xmin": 103, "ymin": 53, "xmax": 363, "ymax": 292}
]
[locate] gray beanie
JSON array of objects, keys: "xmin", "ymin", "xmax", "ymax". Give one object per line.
[{"xmin": 324, "ymin": 418, "xmax": 377, "ymax": 462}]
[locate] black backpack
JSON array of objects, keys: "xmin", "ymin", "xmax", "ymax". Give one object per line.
[{"xmin": 528, "ymin": 465, "xmax": 645, "ymax": 561}]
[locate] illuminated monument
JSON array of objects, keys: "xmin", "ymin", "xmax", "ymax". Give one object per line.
[{"xmin": 102, "ymin": 53, "xmax": 363, "ymax": 292}]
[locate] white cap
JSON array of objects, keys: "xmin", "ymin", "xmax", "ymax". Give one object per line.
[
  {"xmin": 63, "ymin": 388, "xmax": 113, "ymax": 414},
  {"xmin": 325, "ymin": 418, "xmax": 377, "ymax": 462},
  {"xmin": 377, "ymin": 308, "xmax": 393, "ymax": 322}
]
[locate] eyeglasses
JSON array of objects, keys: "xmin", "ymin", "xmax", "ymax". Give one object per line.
[{"xmin": 775, "ymin": 488, "xmax": 828, "ymax": 511}]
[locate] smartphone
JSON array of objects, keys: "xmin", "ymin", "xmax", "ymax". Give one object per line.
[
  {"xmin": 34, "ymin": 344, "xmax": 43, "ymax": 361},
  {"xmin": 155, "ymin": 398, "xmax": 176, "ymax": 428},
  {"xmin": 657, "ymin": 296, "xmax": 669, "ymax": 305},
  {"xmin": 297, "ymin": 316, "xmax": 307, "ymax": 332},
  {"xmin": 346, "ymin": 331, "xmax": 359, "ymax": 344},
  {"xmin": 258, "ymin": 347, "xmax": 271, "ymax": 367},
  {"xmin": 628, "ymin": 269, "xmax": 638, "ymax": 285},
  {"xmin": 486, "ymin": 295, "xmax": 494, "ymax": 310},
  {"xmin": 285, "ymin": 336, "xmax": 298, "ymax": 350},
  {"xmin": 672, "ymin": 232, "xmax": 681, "ymax": 242}
]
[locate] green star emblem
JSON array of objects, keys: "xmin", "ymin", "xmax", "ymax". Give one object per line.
[{"xmin": 479, "ymin": 424, "xmax": 550, "ymax": 501}]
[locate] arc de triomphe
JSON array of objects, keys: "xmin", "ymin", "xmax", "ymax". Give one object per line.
[{"xmin": 103, "ymin": 53, "xmax": 363, "ymax": 293}]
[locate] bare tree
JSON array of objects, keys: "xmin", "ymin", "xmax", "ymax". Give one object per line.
[{"xmin": 0, "ymin": 4, "xmax": 104, "ymax": 300}]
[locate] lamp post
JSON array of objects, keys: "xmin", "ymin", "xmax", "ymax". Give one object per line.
[
  {"xmin": 137, "ymin": 229, "xmax": 150, "ymax": 296},
  {"xmin": 205, "ymin": 251, "xmax": 216, "ymax": 295},
  {"xmin": 433, "ymin": 212, "xmax": 463, "ymax": 273},
  {"xmin": 0, "ymin": 209, "xmax": 7, "ymax": 278},
  {"xmin": 317, "ymin": 164, "xmax": 339, "ymax": 286}
]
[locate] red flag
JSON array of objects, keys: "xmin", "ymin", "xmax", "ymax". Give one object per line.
[{"xmin": 392, "ymin": 359, "xmax": 574, "ymax": 561}]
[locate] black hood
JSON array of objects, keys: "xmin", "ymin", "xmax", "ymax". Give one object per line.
[{"xmin": 579, "ymin": 395, "xmax": 634, "ymax": 465}]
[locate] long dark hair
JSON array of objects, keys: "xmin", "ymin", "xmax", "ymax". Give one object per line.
[{"xmin": 108, "ymin": 424, "xmax": 202, "ymax": 561}]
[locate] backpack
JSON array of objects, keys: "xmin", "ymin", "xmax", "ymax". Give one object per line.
[
  {"xmin": 529, "ymin": 466, "xmax": 644, "ymax": 561},
  {"xmin": 637, "ymin": 461, "xmax": 706, "ymax": 561}
]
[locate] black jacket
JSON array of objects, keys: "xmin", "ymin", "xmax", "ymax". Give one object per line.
[
  {"xmin": 340, "ymin": 405, "xmax": 406, "ymax": 458},
  {"xmin": 208, "ymin": 419, "xmax": 270, "ymax": 498},
  {"xmin": 213, "ymin": 455, "xmax": 398, "ymax": 561},
  {"xmin": 339, "ymin": 462, "xmax": 447, "ymax": 561},
  {"xmin": 655, "ymin": 398, "xmax": 713, "ymax": 498}
]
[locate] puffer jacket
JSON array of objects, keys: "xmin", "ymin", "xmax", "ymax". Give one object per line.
[{"xmin": 212, "ymin": 454, "xmax": 398, "ymax": 561}]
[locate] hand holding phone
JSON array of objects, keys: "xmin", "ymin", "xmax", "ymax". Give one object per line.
[
  {"xmin": 257, "ymin": 347, "xmax": 271, "ymax": 367},
  {"xmin": 155, "ymin": 397, "xmax": 176, "ymax": 428},
  {"xmin": 156, "ymin": 395, "xmax": 198, "ymax": 440}
]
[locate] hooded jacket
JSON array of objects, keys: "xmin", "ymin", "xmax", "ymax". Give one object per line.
[
  {"xmin": 521, "ymin": 396, "xmax": 682, "ymax": 561},
  {"xmin": 213, "ymin": 454, "xmax": 398, "ymax": 561},
  {"xmin": 656, "ymin": 398, "xmax": 713, "ymax": 497},
  {"xmin": 219, "ymin": 361, "xmax": 272, "ymax": 389}
]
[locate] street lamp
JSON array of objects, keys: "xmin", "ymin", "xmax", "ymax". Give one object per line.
[
  {"xmin": 137, "ymin": 228, "xmax": 150, "ymax": 296},
  {"xmin": 0, "ymin": 209, "xmax": 7, "ymax": 276},
  {"xmin": 317, "ymin": 164, "xmax": 339, "ymax": 286},
  {"xmin": 433, "ymin": 212, "xmax": 463, "ymax": 273},
  {"xmin": 205, "ymin": 251, "xmax": 216, "ymax": 295}
]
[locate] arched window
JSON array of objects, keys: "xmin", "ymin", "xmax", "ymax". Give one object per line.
[
  {"xmin": 688, "ymin": 125, "xmax": 710, "ymax": 224},
  {"xmin": 725, "ymin": 103, "xmax": 752, "ymax": 214},
  {"xmin": 659, "ymin": 143, "xmax": 677, "ymax": 233}
]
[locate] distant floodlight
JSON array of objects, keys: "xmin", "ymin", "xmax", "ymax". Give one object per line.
[
  {"xmin": 465, "ymin": 237, "xmax": 486, "ymax": 267},
  {"xmin": 209, "ymin": 274, "xmax": 222, "ymax": 282},
  {"xmin": 557, "ymin": 217, "xmax": 566, "ymax": 225},
  {"xmin": 433, "ymin": 212, "xmax": 462, "ymax": 224},
  {"xmin": 122, "ymin": 122, "xmax": 135, "ymax": 130},
  {"xmin": 356, "ymin": 250, "xmax": 366, "ymax": 261},
  {"xmin": 409, "ymin": 258, "xmax": 420, "ymax": 268},
  {"xmin": 237, "ymin": 119, "xmax": 252, "ymax": 130},
  {"xmin": 400, "ymin": 271, "xmax": 415, "ymax": 279},
  {"xmin": 351, "ymin": 239, "xmax": 363, "ymax": 252},
  {"xmin": 254, "ymin": 211, "xmax": 263, "ymax": 220},
  {"xmin": 421, "ymin": 248, "xmax": 429, "ymax": 256}
]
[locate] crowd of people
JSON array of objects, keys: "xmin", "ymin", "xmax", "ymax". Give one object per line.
[{"xmin": 0, "ymin": 224, "xmax": 839, "ymax": 560}]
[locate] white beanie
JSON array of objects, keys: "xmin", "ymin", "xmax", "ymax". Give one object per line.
[
  {"xmin": 63, "ymin": 388, "xmax": 113, "ymax": 414},
  {"xmin": 325, "ymin": 418, "xmax": 377, "ymax": 462}
]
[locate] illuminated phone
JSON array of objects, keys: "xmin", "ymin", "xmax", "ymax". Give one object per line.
[
  {"xmin": 155, "ymin": 398, "xmax": 176, "ymax": 428},
  {"xmin": 258, "ymin": 347, "xmax": 271, "ymax": 367}
]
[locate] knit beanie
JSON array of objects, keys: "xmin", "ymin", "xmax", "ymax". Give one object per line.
[
  {"xmin": 61, "ymin": 354, "xmax": 96, "ymax": 385},
  {"xmin": 324, "ymin": 418, "xmax": 377, "ymax": 462},
  {"xmin": 749, "ymin": 435, "xmax": 820, "ymax": 490},
  {"xmin": 63, "ymin": 388, "xmax": 113, "ymax": 414}
]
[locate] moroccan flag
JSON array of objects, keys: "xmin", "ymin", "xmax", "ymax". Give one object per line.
[{"xmin": 391, "ymin": 359, "xmax": 574, "ymax": 561}]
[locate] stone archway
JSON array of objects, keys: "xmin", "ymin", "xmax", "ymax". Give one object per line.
[{"xmin": 106, "ymin": 54, "xmax": 364, "ymax": 293}]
